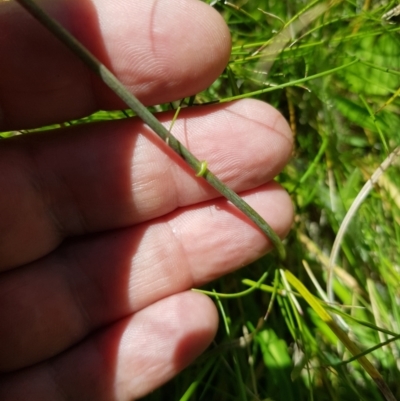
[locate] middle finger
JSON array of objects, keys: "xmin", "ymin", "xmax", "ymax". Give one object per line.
[{"xmin": 0, "ymin": 99, "xmax": 292, "ymax": 270}]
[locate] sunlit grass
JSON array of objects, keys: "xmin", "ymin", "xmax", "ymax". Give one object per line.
[{"xmin": 149, "ymin": 1, "xmax": 400, "ymax": 400}]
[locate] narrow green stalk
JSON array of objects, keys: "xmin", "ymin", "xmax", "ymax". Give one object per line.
[
  {"xmin": 15, "ymin": 0, "xmax": 285, "ymax": 259},
  {"xmin": 359, "ymin": 59, "xmax": 400, "ymax": 76},
  {"xmin": 179, "ymin": 357, "xmax": 215, "ymax": 401},
  {"xmin": 192, "ymin": 271, "xmax": 268, "ymax": 298},
  {"xmin": 220, "ymin": 58, "xmax": 359, "ymax": 103},
  {"xmin": 359, "ymin": 94, "xmax": 388, "ymax": 152},
  {"xmin": 289, "ymin": 136, "xmax": 328, "ymax": 194},
  {"xmin": 333, "ymin": 334, "xmax": 400, "ymax": 368},
  {"xmin": 264, "ymin": 268, "xmax": 280, "ymax": 321}
]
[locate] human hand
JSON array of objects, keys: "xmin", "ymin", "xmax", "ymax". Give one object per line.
[{"xmin": 0, "ymin": 0, "xmax": 293, "ymax": 399}]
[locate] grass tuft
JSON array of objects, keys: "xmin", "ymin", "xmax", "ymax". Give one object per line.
[{"xmin": 166, "ymin": 1, "xmax": 400, "ymax": 400}]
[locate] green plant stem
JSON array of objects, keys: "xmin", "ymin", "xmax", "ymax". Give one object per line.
[
  {"xmin": 192, "ymin": 271, "xmax": 268, "ymax": 298},
  {"xmin": 333, "ymin": 334, "xmax": 400, "ymax": 368},
  {"xmin": 15, "ymin": 0, "xmax": 285, "ymax": 259},
  {"xmin": 221, "ymin": 58, "xmax": 359, "ymax": 102}
]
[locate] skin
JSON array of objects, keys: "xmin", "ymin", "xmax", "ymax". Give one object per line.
[{"xmin": 0, "ymin": 0, "xmax": 294, "ymax": 400}]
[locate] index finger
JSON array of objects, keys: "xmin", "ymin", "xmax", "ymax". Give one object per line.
[{"xmin": 0, "ymin": 0, "xmax": 230, "ymax": 130}]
